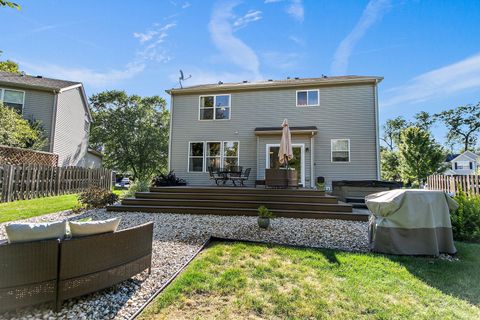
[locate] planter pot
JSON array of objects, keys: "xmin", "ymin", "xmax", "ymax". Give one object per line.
[{"xmin": 258, "ymin": 217, "xmax": 270, "ymax": 229}]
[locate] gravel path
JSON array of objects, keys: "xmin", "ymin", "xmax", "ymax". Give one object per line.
[{"xmin": 0, "ymin": 209, "xmax": 369, "ymax": 320}]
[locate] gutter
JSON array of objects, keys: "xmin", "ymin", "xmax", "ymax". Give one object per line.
[{"xmin": 374, "ymin": 80, "xmax": 381, "ymax": 180}]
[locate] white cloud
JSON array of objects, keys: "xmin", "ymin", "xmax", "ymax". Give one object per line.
[
  {"xmin": 209, "ymin": 1, "xmax": 261, "ymax": 79},
  {"xmin": 382, "ymin": 53, "xmax": 480, "ymax": 107},
  {"xmin": 133, "ymin": 23, "xmax": 176, "ymax": 44},
  {"xmin": 331, "ymin": 0, "xmax": 391, "ymax": 75},
  {"xmin": 181, "ymin": 2, "xmax": 191, "ymax": 9},
  {"xmin": 20, "ymin": 61, "xmax": 145, "ymax": 88},
  {"xmin": 233, "ymin": 10, "xmax": 262, "ymax": 30},
  {"xmin": 264, "ymin": 0, "xmax": 283, "ymax": 3},
  {"xmin": 286, "ymin": 0, "xmax": 304, "ymax": 22},
  {"xmin": 134, "ymin": 23, "xmax": 177, "ymax": 63},
  {"xmin": 289, "ymin": 35, "xmax": 305, "ymax": 46},
  {"xmin": 261, "ymin": 51, "xmax": 302, "ymax": 70}
]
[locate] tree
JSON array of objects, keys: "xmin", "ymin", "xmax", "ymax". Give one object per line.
[
  {"xmin": 398, "ymin": 126, "xmax": 445, "ymax": 186},
  {"xmin": 380, "ymin": 147, "xmax": 401, "ymax": 181},
  {"xmin": 435, "ymin": 103, "xmax": 480, "ymax": 152},
  {"xmin": 0, "ymin": 1, "xmax": 20, "ymax": 9},
  {"xmin": 0, "ymin": 103, "xmax": 47, "ymax": 149},
  {"xmin": 0, "ymin": 51, "xmax": 20, "ymax": 73},
  {"xmin": 89, "ymin": 90, "xmax": 169, "ymax": 181},
  {"xmin": 413, "ymin": 111, "xmax": 434, "ymax": 132},
  {"xmin": 381, "ymin": 116, "xmax": 408, "ymax": 151}
]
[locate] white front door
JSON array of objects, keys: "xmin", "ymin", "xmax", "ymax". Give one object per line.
[{"xmin": 266, "ymin": 143, "xmax": 305, "ymax": 187}]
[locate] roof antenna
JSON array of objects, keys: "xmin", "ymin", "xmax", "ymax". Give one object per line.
[{"xmin": 179, "ymin": 69, "xmax": 191, "ymax": 88}]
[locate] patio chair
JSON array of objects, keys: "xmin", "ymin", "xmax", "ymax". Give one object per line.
[
  {"xmin": 208, "ymin": 166, "xmax": 225, "ymax": 185},
  {"xmin": 230, "ymin": 168, "xmax": 251, "ymax": 186}
]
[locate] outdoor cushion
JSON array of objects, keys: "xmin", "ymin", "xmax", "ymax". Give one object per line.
[
  {"xmin": 69, "ymin": 218, "xmax": 121, "ymax": 237},
  {"xmin": 5, "ymin": 220, "xmax": 67, "ymax": 243}
]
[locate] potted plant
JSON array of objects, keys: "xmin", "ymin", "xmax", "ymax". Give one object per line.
[
  {"xmin": 152, "ymin": 170, "xmax": 187, "ymax": 187},
  {"xmin": 257, "ymin": 205, "xmax": 274, "ymax": 229}
]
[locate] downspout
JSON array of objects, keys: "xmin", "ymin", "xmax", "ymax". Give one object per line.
[
  {"xmin": 310, "ymin": 132, "xmax": 315, "ymax": 188},
  {"xmin": 374, "ymin": 81, "xmax": 381, "ymax": 180},
  {"xmin": 167, "ymin": 94, "xmax": 174, "ymax": 171},
  {"xmin": 49, "ymin": 91, "xmax": 59, "ymax": 153}
]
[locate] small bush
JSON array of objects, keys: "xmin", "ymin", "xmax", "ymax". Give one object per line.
[
  {"xmin": 152, "ymin": 170, "xmax": 186, "ymax": 187},
  {"xmin": 258, "ymin": 206, "xmax": 274, "ymax": 219},
  {"xmin": 451, "ymin": 190, "xmax": 480, "ymax": 242},
  {"xmin": 125, "ymin": 179, "xmax": 151, "ymax": 198},
  {"xmin": 78, "ymin": 186, "xmax": 118, "ymax": 209}
]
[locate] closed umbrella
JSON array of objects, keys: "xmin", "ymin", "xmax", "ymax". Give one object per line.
[{"xmin": 279, "ymin": 119, "xmax": 293, "ymax": 167}]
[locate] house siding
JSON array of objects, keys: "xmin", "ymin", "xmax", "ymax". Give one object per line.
[
  {"xmin": 170, "ymin": 83, "xmax": 379, "ymax": 187},
  {"xmin": 1, "ymin": 85, "xmax": 55, "ymax": 152},
  {"xmin": 52, "ymin": 87, "xmax": 90, "ymax": 166}
]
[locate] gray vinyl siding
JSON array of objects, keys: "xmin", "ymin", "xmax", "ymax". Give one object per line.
[
  {"xmin": 52, "ymin": 87, "xmax": 90, "ymax": 166},
  {"xmin": 170, "ymin": 83, "xmax": 379, "ymax": 187},
  {"xmin": 1, "ymin": 85, "xmax": 55, "ymax": 152}
]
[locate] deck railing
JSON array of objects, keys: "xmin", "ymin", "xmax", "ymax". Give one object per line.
[
  {"xmin": 426, "ymin": 174, "xmax": 480, "ymax": 195},
  {"xmin": 0, "ymin": 165, "xmax": 113, "ymax": 203}
]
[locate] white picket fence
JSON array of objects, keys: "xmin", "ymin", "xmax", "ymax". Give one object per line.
[{"xmin": 427, "ymin": 174, "xmax": 480, "ymax": 195}]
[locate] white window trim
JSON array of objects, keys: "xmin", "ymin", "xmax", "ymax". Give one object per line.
[
  {"xmin": 198, "ymin": 94, "xmax": 232, "ymax": 121},
  {"xmin": 296, "ymin": 89, "xmax": 320, "ymax": 107},
  {"xmin": 187, "ymin": 141, "xmax": 205, "ymax": 173},
  {"xmin": 187, "ymin": 140, "xmax": 240, "ymax": 173},
  {"xmin": 331, "ymin": 139, "xmax": 351, "ymax": 163},
  {"xmin": 265, "ymin": 143, "xmax": 305, "ymax": 187},
  {"xmin": 0, "ymin": 88, "xmax": 26, "ymax": 115}
]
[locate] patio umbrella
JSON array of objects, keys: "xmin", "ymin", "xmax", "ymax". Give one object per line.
[{"xmin": 279, "ymin": 118, "xmax": 293, "ymax": 167}]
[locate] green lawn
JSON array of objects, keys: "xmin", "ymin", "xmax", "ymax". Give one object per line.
[
  {"xmin": 0, "ymin": 194, "xmax": 79, "ymax": 223},
  {"xmin": 0, "ymin": 189, "xmax": 126, "ymax": 224},
  {"xmin": 140, "ymin": 241, "xmax": 480, "ymax": 320}
]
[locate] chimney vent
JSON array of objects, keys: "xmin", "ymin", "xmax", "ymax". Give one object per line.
[{"xmin": 218, "ymin": 81, "xmax": 223, "ymax": 85}]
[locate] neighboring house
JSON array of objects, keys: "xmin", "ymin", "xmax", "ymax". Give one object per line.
[
  {"xmin": 167, "ymin": 75, "xmax": 382, "ymax": 188},
  {"xmin": 443, "ymin": 151, "xmax": 479, "ymax": 175},
  {"xmin": 0, "ymin": 71, "xmax": 101, "ymax": 167}
]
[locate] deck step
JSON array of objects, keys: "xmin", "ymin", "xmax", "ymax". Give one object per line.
[
  {"xmin": 106, "ymin": 205, "xmax": 368, "ymax": 221},
  {"xmin": 149, "ymin": 186, "xmax": 325, "ymax": 196},
  {"xmin": 121, "ymin": 198, "xmax": 352, "ymax": 212},
  {"xmin": 135, "ymin": 192, "xmax": 338, "ymax": 203}
]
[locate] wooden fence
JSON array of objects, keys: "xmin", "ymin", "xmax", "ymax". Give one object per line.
[
  {"xmin": 427, "ymin": 174, "xmax": 480, "ymax": 195},
  {"xmin": 0, "ymin": 165, "xmax": 113, "ymax": 203}
]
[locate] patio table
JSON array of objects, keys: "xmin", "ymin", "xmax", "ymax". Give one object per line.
[{"xmin": 217, "ymin": 169, "xmax": 242, "ymax": 186}]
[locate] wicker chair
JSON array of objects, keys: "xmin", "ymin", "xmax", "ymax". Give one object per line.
[
  {"xmin": 0, "ymin": 239, "xmax": 59, "ymax": 312},
  {"xmin": 0, "ymin": 222, "xmax": 153, "ymax": 312},
  {"xmin": 57, "ymin": 222, "xmax": 153, "ymax": 309}
]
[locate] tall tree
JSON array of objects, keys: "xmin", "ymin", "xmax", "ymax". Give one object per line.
[
  {"xmin": 0, "ymin": 103, "xmax": 47, "ymax": 149},
  {"xmin": 413, "ymin": 111, "xmax": 434, "ymax": 132},
  {"xmin": 381, "ymin": 116, "xmax": 408, "ymax": 151},
  {"xmin": 0, "ymin": 1, "xmax": 20, "ymax": 9},
  {"xmin": 89, "ymin": 90, "xmax": 169, "ymax": 181},
  {"xmin": 398, "ymin": 126, "xmax": 445, "ymax": 186},
  {"xmin": 435, "ymin": 103, "xmax": 480, "ymax": 152},
  {"xmin": 380, "ymin": 147, "xmax": 401, "ymax": 181},
  {"xmin": 0, "ymin": 51, "xmax": 20, "ymax": 73}
]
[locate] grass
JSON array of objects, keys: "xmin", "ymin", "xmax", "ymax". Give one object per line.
[
  {"xmin": 140, "ymin": 241, "xmax": 480, "ymax": 320},
  {"xmin": 0, "ymin": 189, "xmax": 126, "ymax": 224},
  {"xmin": 0, "ymin": 194, "xmax": 79, "ymax": 223}
]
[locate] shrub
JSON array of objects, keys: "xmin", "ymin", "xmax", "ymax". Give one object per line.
[
  {"xmin": 152, "ymin": 170, "xmax": 186, "ymax": 187},
  {"xmin": 451, "ymin": 190, "xmax": 480, "ymax": 242},
  {"xmin": 258, "ymin": 206, "xmax": 274, "ymax": 219},
  {"xmin": 78, "ymin": 186, "xmax": 118, "ymax": 209},
  {"xmin": 125, "ymin": 179, "xmax": 151, "ymax": 198}
]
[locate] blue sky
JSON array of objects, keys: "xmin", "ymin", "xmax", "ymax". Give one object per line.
[{"xmin": 1, "ymin": 0, "xmax": 480, "ymax": 148}]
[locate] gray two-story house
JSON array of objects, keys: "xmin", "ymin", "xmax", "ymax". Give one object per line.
[
  {"xmin": 167, "ymin": 76, "xmax": 382, "ymax": 188},
  {"xmin": 0, "ymin": 71, "xmax": 101, "ymax": 167}
]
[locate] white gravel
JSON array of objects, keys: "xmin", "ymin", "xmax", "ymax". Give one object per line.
[{"xmin": 0, "ymin": 209, "xmax": 369, "ymax": 320}]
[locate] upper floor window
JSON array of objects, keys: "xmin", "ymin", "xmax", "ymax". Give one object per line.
[
  {"xmin": 296, "ymin": 89, "xmax": 319, "ymax": 107},
  {"xmin": 331, "ymin": 139, "xmax": 350, "ymax": 162},
  {"xmin": 0, "ymin": 88, "xmax": 25, "ymax": 113},
  {"xmin": 455, "ymin": 161, "xmax": 473, "ymax": 170},
  {"xmin": 199, "ymin": 94, "xmax": 230, "ymax": 120}
]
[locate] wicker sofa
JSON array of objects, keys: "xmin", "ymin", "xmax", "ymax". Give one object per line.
[{"xmin": 0, "ymin": 222, "xmax": 153, "ymax": 312}]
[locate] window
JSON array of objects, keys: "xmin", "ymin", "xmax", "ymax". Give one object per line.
[
  {"xmin": 188, "ymin": 141, "xmax": 239, "ymax": 172},
  {"xmin": 331, "ymin": 139, "xmax": 350, "ymax": 162},
  {"xmin": 188, "ymin": 142, "xmax": 204, "ymax": 172},
  {"xmin": 455, "ymin": 161, "xmax": 472, "ymax": 170},
  {"xmin": 199, "ymin": 94, "xmax": 230, "ymax": 120},
  {"xmin": 296, "ymin": 89, "xmax": 319, "ymax": 107},
  {"xmin": 223, "ymin": 141, "xmax": 239, "ymax": 168},
  {"xmin": 0, "ymin": 88, "xmax": 25, "ymax": 113},
  {"xmin": 206, "ymin": 142, "xmax": 221, "ymax": 170}
]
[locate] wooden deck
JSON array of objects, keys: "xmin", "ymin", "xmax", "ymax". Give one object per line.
[{"xmin": 107, "ymin": 186, "xmax": 369, "ymax": 221}]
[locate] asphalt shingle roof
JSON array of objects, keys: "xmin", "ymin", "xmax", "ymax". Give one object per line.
[{"xmin": 0, "ymin": 71, "xmax": 81, "ymax": 91}]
